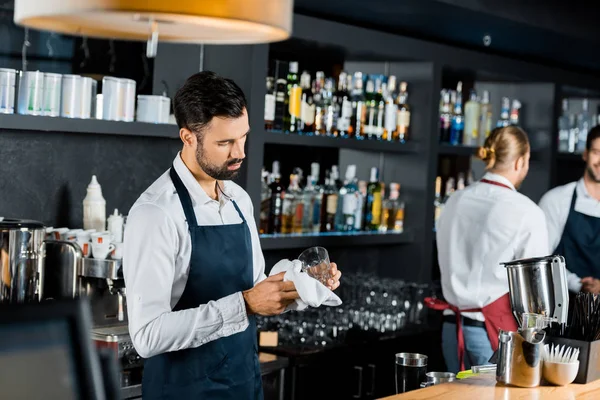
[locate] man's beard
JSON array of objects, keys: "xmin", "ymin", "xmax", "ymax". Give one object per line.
[
  {"xmin": 196, "ymin": 144, "xmax": 243, "ymax": 181},
  {"xmin": 586, "ymin": 165, "xmax": 600, "ymax": 183}
]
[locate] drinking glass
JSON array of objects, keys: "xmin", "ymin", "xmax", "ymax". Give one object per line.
[{"xmin": 298, "ymin": 246, "xmax": 332, "ymax": 286}]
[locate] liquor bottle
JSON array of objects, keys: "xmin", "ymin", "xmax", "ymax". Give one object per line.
[
  {"xmin": 393, "ymin": 200, "xmax": 405, "ymax": 233},
  {"xmin": 364, "ymin": 167, "xmax": 383, "ymax": 231},
  {"xmin": 449, "ymin": 81, "xmax": 464, "ymax": 145},
  {"xmin": 350, "ymin": 72, "xmax": 366, "ymax": 139},
  {"xmin": 364, "ymin": 78, "xmax": 377, "ymax": 140},
  {"xmin": 440, "ymin": 91, "xmax": 452, "ymax": 142},
  {"xmin": 497, "ymin": 97, "xmax": 511, "ymax": 128},
  {"xmin": 374, "ymin": 78, "xmax": 385, "ymax": 140},
  {"xmin": 463, "ymin": 89, "xmax": 480, "ymax": 146},
  {"xmin": 558, "ymin": 99, "xmax": 570, "ymax": 153},
  {"xmin": 577, "ymin": 99, "xmax": 593, "ymax": 153},
  {"xmin": 319, "ymin": 78, "xmax": 335, "ymax": 136},
  {"xmin": 274, "ymin": 77, "xmax": 287, "ymax": 132},
  {"xmin": 320, "ymin": 170, "xmax": 339, "ymax": 232},
  {"xmin": 267, "ymin": 161, "xmax": 284, "ymax": 234},
  {"xmin": 355, "ymin": 181, "xmax": 367, "ymax": 231},
  {"xmin": 264, "ymin": 77, "xmax": 275, "ymax": 131},
  {"xmin": 286, "ymin": 62, "xmax": 301, "ymax": 134},
  {"xmin": 509, "ymin": 99, "xmax": 521, "ymax": 126},
  {"xmin": 282, "ymin": 172, "xmax": 303, "ymax": 234},
  {"xmin": 395, "ymin": 81, "xmax": 410, "ymax": 143},
  {"xmin": 338, "ymin": 165, "xmax": 359, "ymax": 231},
  {"xmin": 302, "ymin": 163, "xmax": 322, "ymax": 233},
  {"xmin": 433, "ymin": 176, "xmax": 442, "ymax": 230},
  {"xmin": 259, "ymin": 168, "xmax": 271, "ymax": 234},
  {"xmin": 380, "ymin": 183, "xmax": 400, "ymax": 233},
  {"xmin": 443, "ymin": 177, "xmax": 456, "ymax": 204},
  {"xmin": 334, "ymin": 72, "xmax": 351, "ymax": 138},
  {"xmin": 478, "ymin": 90, "xmax": 492, "ymax": 146},
  {"xmin": 299, "ymin": 71, "xmax": 315, "ymax": 135},
  {"xmin": 383, "ymin": 76, "xmax": 398, "ymax": 141},
  {"xmin": 457, "ymin": 172, "xmax": 466, "ymax": 191}
]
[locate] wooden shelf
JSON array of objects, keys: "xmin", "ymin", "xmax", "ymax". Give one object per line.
[
  {"xmin": 264, "ymin": 130, "xmax": 419, "ymax": 153},
  {"xmin": 260, "ymin": 230, "xmax": 414, "ymax": 250},
  {"xmin": 0, "ymin": 113, "xmax": 179, "ymax": 139},
  {"xmin": 438, "ymin": 143, "xmax": 478, "ymax": 156}
]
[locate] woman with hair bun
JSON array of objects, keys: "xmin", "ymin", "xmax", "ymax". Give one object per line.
[{"xmin": 429, "ymin": 126, "xmax": 552, "ymax": 373}]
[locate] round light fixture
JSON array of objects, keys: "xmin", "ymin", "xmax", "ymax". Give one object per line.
[{"xmin": 13, "ymin": 0, "xmax": 293, "ymax": 44}]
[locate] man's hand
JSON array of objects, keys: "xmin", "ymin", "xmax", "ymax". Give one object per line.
[
  {"xmin": 581, "ymin": 277, "xmax": 600, "ymax": 294},
  {"xmin": 243, "ymin": 272, "xmax": 299, "ymax": 316},
  {"xmin": 326, "ymin": 262, "xmax": 341, "ymax": 291}
]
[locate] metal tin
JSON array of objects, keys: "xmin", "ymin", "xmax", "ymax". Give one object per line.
[
  {"xmin": 95, "ymin": 93, "xmax": 103, "ymax": 119},
  {"xmin": 121, "ymin": 78, "xmax": 136, "ymax": 122},
  {"xmin": 0, "ymin": 68, "xmax": 17, "ymax": 114},
  {"xmin": 17, "ymin": 70, "xmax": 45, "ymax": 115},
  {"xmin": 80, "ymin": 77, "xmax": 94, "ymax": 119},
  {"xmin": 43, "ymin": 72, "xmax": 62, "ymax": 117},
  {"xmin": 136, "ymin": 94, "xmax": 170, "ymax": 124},
  {"xmin": 61, "ymin": 74, "xmax": 82, "ymax": 118},
  {"xmin": 102, "ymin": 76, "xmax": 122, "ymax": 121}
]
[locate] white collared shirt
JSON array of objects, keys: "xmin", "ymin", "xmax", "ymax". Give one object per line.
[
  {"xmin": 123, "ymin": 153, "xmax": 266, "ymax": 358},
  {"xmin": 436, "ymin": 172, "xmax": 550, "ymax": 321},
  {"xmin": 539, "ymin": 178, "xmax": 600, "ymax": 254}
]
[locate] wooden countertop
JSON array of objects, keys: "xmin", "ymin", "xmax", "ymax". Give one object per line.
[{"xmin": 381, "ymin": 374, "xmax": 600, "ymax": 399}]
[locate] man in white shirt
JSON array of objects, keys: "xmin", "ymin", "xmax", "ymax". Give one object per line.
[
  {"xmin": 434, "ymin": 126, "xmax": 548, "ymax": 373},
  {"xmin": 123, "ymin": 71, "xmax": 341, "ymax": 400},
  {"xmin": 539, "ymin": 126, "xmax": 600, "ymax": 294}
]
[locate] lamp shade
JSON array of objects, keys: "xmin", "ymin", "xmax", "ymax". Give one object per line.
[{"xmin": 13, "ymin": 0, "xmax": 293, "ymax": 44}]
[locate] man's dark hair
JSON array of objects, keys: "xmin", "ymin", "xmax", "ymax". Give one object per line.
[
  {"xmin": 173, "ymin": 71, "xmax": 247, "ymax": 137},
  {"xmin": 587, "ymin": 125, "xmax": 600, "ymax": 150}
]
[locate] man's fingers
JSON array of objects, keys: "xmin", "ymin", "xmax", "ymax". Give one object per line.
[
  {"xmin": 266, "ymin": 272, "xmax": 286, "ymax": 281},
  {"xmin": 280, "ymin": 290, "xmax": 300, "ymax": 300},
  {"xmin": 280, "ymin": 280, "xmax": 296, "ymax": 292}
]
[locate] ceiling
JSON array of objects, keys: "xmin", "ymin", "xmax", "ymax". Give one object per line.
[{"xmin": 294, "ymin": 0, "xmax": 600, "ymax": 74}]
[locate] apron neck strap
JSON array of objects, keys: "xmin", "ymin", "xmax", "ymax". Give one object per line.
[
  {"xmin": 170, "ymin": 166, "xmax": 199, "ymax": 227},
  {"xmin": 230, "ymin": 200, "xmax": 246, "ymax": 223}
]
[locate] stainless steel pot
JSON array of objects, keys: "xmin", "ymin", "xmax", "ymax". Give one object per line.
[
  {"xmin": 501, "ymin": 255, "xmax": 569, "ymax": 326},
  {"xmin": 496, "ymin": 329, "xmax": 545, "ymax": 387},
  {"xmin": 0, "ymin": 219, "xmax": 46, "ymax": 303}
]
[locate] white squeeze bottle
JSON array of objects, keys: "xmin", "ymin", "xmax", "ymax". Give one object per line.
[
  {"xmin": 83, "ymin": 175, "xmax": 106, "ymax": 231},
  {"xmin": 107, "ymin": 208, "xmax": 124, "ymax": 243}
]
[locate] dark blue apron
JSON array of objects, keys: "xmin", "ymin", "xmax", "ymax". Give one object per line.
[
  {"xmin": 554, "ymin": 187, "xmax": 600, "ymax": 278},
  {"xmin": 141, "ymin": 166, "xmax": 263, "ymax": 399}
]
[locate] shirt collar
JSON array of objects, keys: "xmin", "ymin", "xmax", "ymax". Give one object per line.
[
  {"xmin": 577, "ymin": 178, "xmax": 593, "ymax": 199},
  {"xmin": 481, "ymin": 172, "xmax": 516, "ymax": 191},
  {"xmin": 172, "ymin": 152, "xmax": 233, "ymax": 206}
]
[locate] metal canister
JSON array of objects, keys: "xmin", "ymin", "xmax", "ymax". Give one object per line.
[
  {"xmin": 17, "ymin": 70, "xmax": 44, "ymax": 115},
  {"xmin": 0, "ymin": 68, "xmax": 17, "ymax": 114},
  {"xmin": 61, "ymin": 74, "xmax": 82, "ymax": 118},
  {"xmin": 121, "ymin": 78, "xmax": 136, "ymax": 122},
  {"xmin": 43, "ymin": 72, "xmax": 62, "ymax": 117},
  {"xmin": 136, "ymin": 95, "xmax": 170, "ymax": 124},
  {"xmin": 0, "ymin": 219, "xmax": 46, "ymax": 303},
  {"xmin": 102, "ymin": 76, "xmax": 122, "ymax": 121},
  {"xmin": 80, "ymin": 77, "xmax": 95, "ymax": 119}
]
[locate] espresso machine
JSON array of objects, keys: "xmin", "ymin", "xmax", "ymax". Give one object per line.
[
  {"xmin": 494, "ymin": 255, "xmax": 569, "ymax": 387},
  {"xmin": 43, "ymin": 240, "xmax": 143, "ymax": 394}
]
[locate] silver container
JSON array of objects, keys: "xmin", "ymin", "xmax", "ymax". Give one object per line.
[
  {"xmin": 0, "ymin": 219, "xmax": 46, "ymax": 303},
  {"xmin": 0, "ymin": 68, "xmax": 17, "ymax": 114},
  {"xmin": 42, "ymin": 72, "xmax": 62, "ymax": 117},
  {"xmin": 17, "ymin": 70, "xmax": 44, "ymax": 115},
  {"xmin": 102, "ymin": 76, "xmax": 122, "ymax": 121},
  {"xmin": 496, "ymin": 329, "xmax": 545, "ymax": 387},
  {"xmin": 42, "ymin": 240, "xmax": 82, "ymax": 300},
  {"xmin": 80, "ymin": 77, "xmax": 94, "ymax": 119},
  {"xmin": 61, "ymin": 74, "xmax": 83, "ymax": 118},
  {"xmin": 501, "ymin": 255, "xmax": 569, "ymax": 326},
  {"xmin": 421, "ymin": 372, "xmax": 456, "ymax": 387},
  {"xmin": 136, "ymin": 95, "xmax": 170, "ymax": 124},
  {"xmin": 121, "ymin": 78, "xmax": 136, "ymax": 122}
]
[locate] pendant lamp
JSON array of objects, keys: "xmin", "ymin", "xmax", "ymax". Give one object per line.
[{"xmin": 13, "ymin": 0, "xmax": 293, "ymax": 44}]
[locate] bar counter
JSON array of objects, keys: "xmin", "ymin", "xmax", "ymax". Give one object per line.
[{"xmin": 382, "ymin": 374, "xmax": 600, "ymax": 399}]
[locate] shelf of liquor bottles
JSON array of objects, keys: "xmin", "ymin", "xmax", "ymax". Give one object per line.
[
  {"xmin": 259, "ymin": 230, "xmax": 414, "ymax": 250},
  {"xmin": 263, "ymin": 130, "xmax": 419, "ymax": 154}
]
